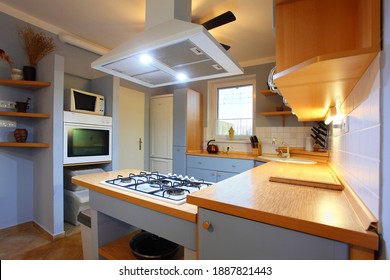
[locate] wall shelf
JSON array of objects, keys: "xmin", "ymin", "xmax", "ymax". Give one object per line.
[
  {"xmin": 0, "ymin": 142, "xmax": 49, "ymax": 148},
  {"xmin": 0, "ymin": 111, "xmax": 50, "ymax": 118},
  {"xmin": 0, "ymin": 79, "xmax": 51, "ymax": 148},
  {"xmin": 260, "ymin": 111, "xmax": 292, "ymax": 117},
  {"xmin": 0, "ymin": 79, "xmax": 51, "ymax": 90},
  {"xmin": 259, "ymin": 111, "xmax": 293, "ymax": 127},
  {"xmin": 260, "ymin": 89, "xmax": 279, "ymax": 96}
]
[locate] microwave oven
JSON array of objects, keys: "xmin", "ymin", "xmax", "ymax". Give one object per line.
[
  {"xmin": 63, "ymin": 111, "xmax": 112, "ymax": 165},
  {"xmin": 64, "ymin": 88, "xmax": 105, "ymax": 115}
]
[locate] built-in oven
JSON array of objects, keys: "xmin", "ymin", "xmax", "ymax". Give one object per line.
[{"xmin": 63, "ymin": 111, "xmax": 112, "ymax": 165}]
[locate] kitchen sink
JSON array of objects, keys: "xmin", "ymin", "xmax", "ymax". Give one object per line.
[{"xmin": 257, "ymin": 155, "xmax": 317, "ymax": 164}]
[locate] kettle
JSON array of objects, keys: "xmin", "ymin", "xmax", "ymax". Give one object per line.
[{"xmin": 206, "ymin": 140, "xmax": 219, "ymax": 154}]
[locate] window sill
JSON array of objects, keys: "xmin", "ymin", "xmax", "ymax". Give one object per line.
[{"xmin": 212, "ymin": 139, "xmax": 252, "ymax": 145}]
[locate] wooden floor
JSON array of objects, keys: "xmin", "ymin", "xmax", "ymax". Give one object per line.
[{"xmin": 0, "ymin": 222, "xmax": 83, "ymax": 260}]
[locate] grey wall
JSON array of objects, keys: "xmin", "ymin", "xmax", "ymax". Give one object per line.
[{"xmin": 0, "ymin": 13, "xmax": 38, "ymax": 229}]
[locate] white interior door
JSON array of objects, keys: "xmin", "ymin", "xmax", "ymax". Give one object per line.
[{"xmin": 118, "ymin": 87, "xmax": 145, "ymax": 170}]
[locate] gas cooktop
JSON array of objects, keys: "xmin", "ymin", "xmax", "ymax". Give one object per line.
[{"xmin": 102, "ymin": 171, "xmax": 212, "ymax": 205}]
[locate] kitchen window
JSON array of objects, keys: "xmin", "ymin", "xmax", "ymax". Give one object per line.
[{"xmin": 208, "ymin": 75, "xmax": 256, "ymax": 141}]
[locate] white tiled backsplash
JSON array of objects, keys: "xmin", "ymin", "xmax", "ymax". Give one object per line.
[
  {"xmin": 256, "ymin": 126, "xmax": 313, "ymax": 153},
  {"xmin": 204, "ymin": 126, "xmax": 313, "ymax": 154},
  {"xmin": 329, "ymin": 55, "xmax": 380, "ymax": 219}
]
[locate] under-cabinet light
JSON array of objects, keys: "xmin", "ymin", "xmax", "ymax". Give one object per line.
[
  {"xmin": 325, "ymin": 106, "xmax": 342, "ymax": 125},
  {"xmin": 325, "ymin": 107, "xmax": 337, "ymax": 125}
]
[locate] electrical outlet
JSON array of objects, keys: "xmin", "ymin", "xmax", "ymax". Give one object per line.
[
  {"xmin": 0, "ymin": 120, "xmax": 17, "ymax": 128},
  {"xmin": 341, "ymin": 116, "xmax": 349, "ymax": 133},
  {"xmin": 0, "ymin": 100, "xmax": 16, "ymax": 109}
]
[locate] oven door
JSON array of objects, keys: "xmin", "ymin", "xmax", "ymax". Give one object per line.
[{"xmin": 63, "ymin": 122, "xmax": 112, "ymax": 165}]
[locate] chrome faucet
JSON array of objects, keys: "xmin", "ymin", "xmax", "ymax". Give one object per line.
[{"xmin": 272, "ymin": 137, "xmax": 290, "ymax": 158}]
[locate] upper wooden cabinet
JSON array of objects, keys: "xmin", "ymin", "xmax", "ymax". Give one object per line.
[{"xmin": 273, "ymin": 0, "xmax": 381, "ymax": 121}]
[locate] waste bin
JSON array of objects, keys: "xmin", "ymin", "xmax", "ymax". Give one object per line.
[{"xmin": 77, "ymin": 209, "xmax": 93, "ymax": 260}]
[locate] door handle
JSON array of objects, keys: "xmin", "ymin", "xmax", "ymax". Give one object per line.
[{"xmin": 138, "ymin": 138, "xmax": 143, "ymax": 150}]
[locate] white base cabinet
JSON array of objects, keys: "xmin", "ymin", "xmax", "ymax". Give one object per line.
[
  {"xmin": 187, "ymin": 155, "xmax": 253, "ymax": 182},
  {"xmin": 198, "ymin": 208, "xmax": 349, "ymax": 260}
]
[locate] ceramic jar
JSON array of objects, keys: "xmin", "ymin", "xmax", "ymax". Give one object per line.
[
  {"xmin": 11, "ymin": 68, "xmax": 23, "ymax": 80},
  {"xmin": 14, "ymin": 128, "xmax": 28, "ymax": 143}
]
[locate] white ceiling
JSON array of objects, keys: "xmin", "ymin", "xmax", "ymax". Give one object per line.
[{"xmin": 0, "ymin": 0, "xmax": 275, "ymax": 67}]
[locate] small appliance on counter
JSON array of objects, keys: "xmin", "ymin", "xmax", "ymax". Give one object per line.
[{"xmin": 206, "ymin": 140, "xmax": 219, "ymax": 154}]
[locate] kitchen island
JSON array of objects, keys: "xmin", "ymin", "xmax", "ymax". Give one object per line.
[
  {"xmin": 72, "ymin": 162, "xmax": 378, "ymax": 260},
  {"xmin": 72, "ymin": 169, "xmax": 198, "ymax": 260}
]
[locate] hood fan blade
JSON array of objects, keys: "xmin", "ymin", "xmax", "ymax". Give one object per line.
[
  {"xmin": 200, "ymin": 11, "xmax": 235, "ymax": 51},
  {"xmin": 201, "ymin": 11, "xmax": 236, "ymax": 31}
]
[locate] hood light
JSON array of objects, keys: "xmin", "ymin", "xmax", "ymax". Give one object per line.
[
  {"xmin": 139, "ymin": 54, "xmax": 153, "ymax": 64},
  {"xmin": 176, "ymin": 73, "xmax": 188, "ymax": 81}
]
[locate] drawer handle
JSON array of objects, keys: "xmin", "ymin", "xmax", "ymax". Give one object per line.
[
  {"xmin": 203, "ymin": 221, "xmax": 212, "ymax": 230},
  {"xmin": 198, "ymin": 162, "xmax": 202, "ymax": 165},
  {"xmin": 232, "ymin": 165, "xmax": 236, "ymax": 168}
]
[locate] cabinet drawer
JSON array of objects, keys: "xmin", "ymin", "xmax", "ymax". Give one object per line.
[
  {"xmin": 187, "ymin": 167, "xmax": 217, "ymax": 183},
  {"xmin": 187, "ymin": 155, "xmax": 253, "ymax": 173}
]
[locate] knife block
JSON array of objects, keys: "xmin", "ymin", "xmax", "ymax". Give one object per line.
[{"xmin": 252, "ymin": 146, "xmax": 262, "ymax": 156}]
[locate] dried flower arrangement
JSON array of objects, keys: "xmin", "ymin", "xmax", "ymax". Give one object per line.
[
  {"xmin": 0, "ymin": 48, "xmax": 14, "ymax": 68},
  {"xmin": 19, "ymin": 25, "xmax": 55, "ymax": 66}
]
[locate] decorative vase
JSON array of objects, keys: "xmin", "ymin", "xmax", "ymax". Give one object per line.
[
  {"xmin": 228, "ymin": 126, "xmax": 234, "ymax": 140},
  {"xmin": 14, "ymin": 128, "xmax": 28, "ymax": 143},
  {"xmin": 23, "ymin": 65, "xmax": 36, "ymax": 81}
]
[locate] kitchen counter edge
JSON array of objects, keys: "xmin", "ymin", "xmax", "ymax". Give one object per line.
[
  {"xmin": 186, "ymin": 161, "xmax": 378, "ymax": 252},
  {"xmin": 71, "ymin": 169, "xmax": 198, "ymax": 223}
]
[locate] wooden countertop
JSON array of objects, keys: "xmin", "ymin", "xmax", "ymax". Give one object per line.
[
  {"xmin": 186, "ymin": 161, "xmax": 378, "ymax": 251},
  {"xmin": 71, "ymin": 169, "xmax": 198, "ymax": 223},
  {"xmin": 187, "ymin": 148, "xmax": 329, "ymax": 163},
  {"xmin": 187, "ymin": 150, "xmax": 257, "ymax": 160}
]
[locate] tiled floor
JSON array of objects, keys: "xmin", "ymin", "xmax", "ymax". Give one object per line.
[{"xmin": 0, "ymin": 222, "xmax": 83, "ymax": 260}]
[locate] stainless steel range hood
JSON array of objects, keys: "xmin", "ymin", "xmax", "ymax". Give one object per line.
[{"xmin": 91, "ymin": 1, "xmax": 243, "ymax": 88}]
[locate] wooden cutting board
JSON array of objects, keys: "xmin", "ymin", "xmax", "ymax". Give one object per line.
[{"xmin": 269, "ymin": 167, "xmax": 343, "ymax": 190}]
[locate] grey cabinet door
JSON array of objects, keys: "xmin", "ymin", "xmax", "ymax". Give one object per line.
[
  {"xmin": 198, "ymin": 208, "xmax": 348, "ymax": 260},
  {"xmin": 216, "ymin": 171, "xmax": 237, "ymax": 182}
]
